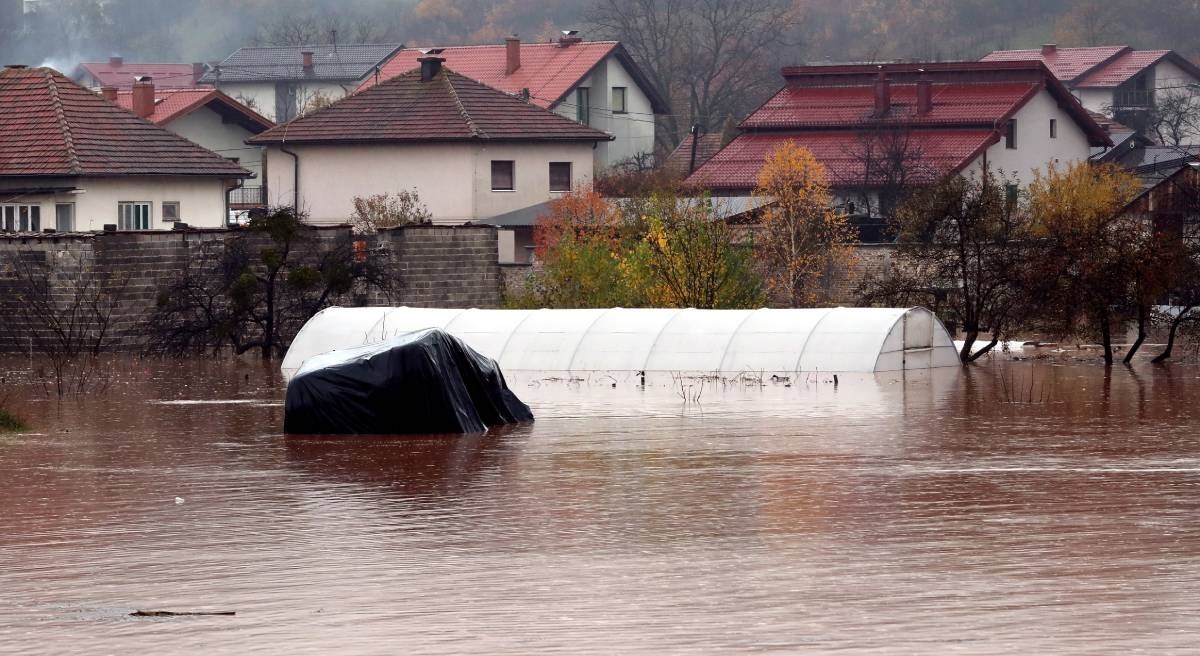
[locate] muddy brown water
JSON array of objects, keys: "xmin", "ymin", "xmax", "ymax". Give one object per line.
[{"xmin": 1, "ymin": 357, "xmax": 1200, "ymax": 654}]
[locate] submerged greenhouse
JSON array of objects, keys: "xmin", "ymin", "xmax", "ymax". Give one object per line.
[{"xmin": 281, "ymin": 307, "xmax": 960, "ymax": 381}]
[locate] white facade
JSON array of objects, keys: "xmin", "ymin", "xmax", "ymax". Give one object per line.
[
  {"xmin": 165, "ymin": 107, "xmax": 265, "ymax": 184},
  {"xmin": 216, "ymin": 80, "xmax": 360, "ymax": 123},
  {"xmin": 281, "ymin": 306, "xmax": 961, "ymax": 379},
  {"xmin": 0, "ymin": 176, "xmax": 234, "ymax": 232},
  {"xmin": 966, "ymin": 87, "xmax": 1094, "ymax": 186},
  {"xmin": 262, "ymin": 141, "xmax": 596, "ymax": 225},
  {"xmin": 550, "ymin": 56, "xmax": 657, "ymax": 171}
]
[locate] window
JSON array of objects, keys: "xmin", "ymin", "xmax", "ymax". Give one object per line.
[
  {"xmin": 576, "ymin": 86, "xmax": 590, "ymax": 124},
  {"xmin": 549, "ymin": 162, "xmax": 572, "ymax": 192},
  {"xmin": 1005, "ymin": 184, "xmax": 1020, "ymax": 211},
  {"xmin": 1005, "ymin": 119, "xmax": 1017, "ymax": 149},
  {"xmin": 118, "ymin": 201, "xmax": 151, "ymax": 230},
  {"xmin": 1, "ymin": 204, "xmax": 39, "ymax": 232},
  {"xmin": 491, "ymin": 161, "xmax": 515, "ymax": 191},
  {"xmin": 55, "ymin": 203, "xmax": 74, "ymax": 231},
  {"xmin": 162, "ymin": 201, "xmax": 180, "ymax": 222},
  {"xmin": 1049, "ymin": 118, "xmax": 1057, "ymax": 139},
  {"xmin": 612, "ymin": 86, "xmax": 627, "ymax": 114}
]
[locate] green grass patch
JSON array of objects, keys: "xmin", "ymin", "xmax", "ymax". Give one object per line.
[{"xmin": 0, "ymin": 408, "xmax": 27, "ymax": 433}]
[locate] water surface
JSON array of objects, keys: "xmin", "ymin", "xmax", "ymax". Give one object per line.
[{"xmin": 1, "ymin": 359, "xmax": 1199, "ymax": 654}]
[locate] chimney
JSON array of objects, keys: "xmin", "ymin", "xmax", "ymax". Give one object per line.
[
  {"xmin": 192, "ymin": 62, "xmax": 206, "ymax": 84},
  {"xmin": 100, "ymin": 86, "xmax": 118, "ymax": 102},
  {"xmin": 419, "ymin": 56, "xmax": 444, "ymax": 82},
  {"xmin": 109, "ymin": 55, "xmax": 123, "ymax": 67},
  {"xmin": 301, "ymin": 50, "xmax": 314, "ymax": 71},
  {"xmin": 916, "ymin": 73, "xmax": 932, "ymax": 116},
  {"xmin": 1041, "ymin": 44, "xmax": 1057, "ymax": 56},
  {"xmin": 873, "ymin": 70, "xmax": 891, "ymax": 118},
  {"xmin": 559, "ymin": 29, "xmax": 582, "ymax": 46},
  {"xmin": 505, "ymin": 35, "xmax": 521, "ymax": 75},
  {"xmin": 131, "ymin": 77, "xmax": 154, "ymax": 118}
]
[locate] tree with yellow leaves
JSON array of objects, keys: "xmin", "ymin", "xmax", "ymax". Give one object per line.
[
  {"xmin": 1027, "ymin": 161, "xmax": 1144, "ymax": 365},
  {"xmin": 753, "ymin": 142, "xmax": 858, "ymax": 307}
]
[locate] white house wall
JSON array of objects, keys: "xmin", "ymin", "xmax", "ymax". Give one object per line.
[
  {"xmin": 264, "ymin": 141, "xmax": 595, "ymax": 226},
  {"xmin": 970, "ymin": 88, "xmax": 1092, "ymax": 186},
  {"xmin": 550, "ymin": 55, "xmax": 656, "ymax": 171},
  {"xmin": 2, "ymin": 176, "xmax": 230, "ymax": 231},
  {"xmin": 217, "ymin": 80, "xmax": 356, "ymax": 122},
  {"xmin": 166, "ymin": 107, "xmax": 264, "ymax": 183},
  {"xmin": 1074, "ymin": 87, "xmax": 1113, "ymax": 115}
]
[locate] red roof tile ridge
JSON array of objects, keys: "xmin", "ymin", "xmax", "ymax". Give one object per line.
[
  {"xmin": 444, "ymin": 71, "xmax": 485, "ymax": 138},
  {"xmin": 43, "ymin": 68, "xmax": 82, "ymax": 175}
]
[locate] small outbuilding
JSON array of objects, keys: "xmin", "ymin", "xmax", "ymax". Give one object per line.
[{"xmin": 282, "ymin": 307, "xmax": 960, "ymax": 380}]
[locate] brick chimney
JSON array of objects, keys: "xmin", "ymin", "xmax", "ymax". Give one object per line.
[
  {"xmin": 916, "ymin": 74, "xmax": 932, "ymax": 116},
  {"xmin": 100, "ymin": 86, "xmax": 118, "ymax": 103},
  {"xmin": 301, "ymin": 50, "xmax": 314, "ymax": 71},
  {"xmin": 109, "ymin": 55, "xmax": 123, "ymax": 67},
  {"xmin": 1041, "ymin": 43, "xmax": 1057, "ymax": 56},
  {"xmin": 131, "ymin": 77, "xmax": 155, "ymax": 118},
  {"xmin": 505, "ymin": 35, "xmax": 521, "ymax": 75},
  {"xmin": 192, "ymin": 62, "xmax": 206, "ymax": 84},
  {"xmin": 419, "ymin": 56, "xmax": 444, "ymax": 82},
  {"xmin": 873, "ymin": 70, "xmax": 891, "ymax": 118}
]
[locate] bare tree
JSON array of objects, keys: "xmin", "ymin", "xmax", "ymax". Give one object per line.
[
  {"xmin": 587, "ymin": 0, "xmax": 795, "ymax": 152},
  {"xmin": 145, "ymin": 208, "xmax": 400, "ymax": 359},
  {"xmin": 840, "ymin": 125, "xmax": 934, "ymax": 219},
  {"xmin": 1, "ymin": 249, "xmax": 130, "ymax": 396}
]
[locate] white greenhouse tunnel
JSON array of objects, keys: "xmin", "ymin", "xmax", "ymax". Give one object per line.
[{"xmin": 281, "ymin": 307, "xmax": 961, "ymax": 381}]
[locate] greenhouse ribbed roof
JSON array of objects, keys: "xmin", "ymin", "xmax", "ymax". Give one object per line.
[{"xmin": 281, "ymin": 307, "xmax": 960, "ymax": 381}]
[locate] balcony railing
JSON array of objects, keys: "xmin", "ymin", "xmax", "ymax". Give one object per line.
[
  {"xmin": 1114, "ymin": 89, "xmax": 1155, "ymax": 109},
  {"xmin": 229, "ymin": 186, "xmax": 265, "ymax": 207}
]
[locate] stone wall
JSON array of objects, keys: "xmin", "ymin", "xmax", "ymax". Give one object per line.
[{"xmin": 0, "ymin": 224, "xmax": 502, "ymax": 353}]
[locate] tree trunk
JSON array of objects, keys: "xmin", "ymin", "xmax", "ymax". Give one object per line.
[
  {"xmin": 958, "ymin": 329, "xmax": 978, "ymax": 363},
  {"xmin": 964, "ymin": 333, "xmax": 1000, "ymax": 364},
  {"xmin": 1153, "ymin": 305, "xmax": 1196, "ymax": 363},
  {"xmin": 1123, "ymin": 304, "xmax": 1147, "ymax": 364},
  {"xmin": 1100, "ymin": 313, "xmax": 1113, "ymax": 365}
]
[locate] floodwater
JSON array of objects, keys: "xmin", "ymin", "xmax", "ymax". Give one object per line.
[{"xmin": 2, "ymin": 357, "xmax": 1200, "ymax": 654}]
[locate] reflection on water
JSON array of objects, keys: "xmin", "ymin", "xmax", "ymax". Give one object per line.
[{"xmin": 1, "ymin": 358, "xmax": 1200, "ymax": 654}]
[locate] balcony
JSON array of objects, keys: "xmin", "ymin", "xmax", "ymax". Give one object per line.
[
  {"xmin": 229, "ymin": 186, "xmax": 266, "ymax": 208},
  {"xmin": 1113, "ymin": 89, "xmax": 1155, "ymax": 109}
]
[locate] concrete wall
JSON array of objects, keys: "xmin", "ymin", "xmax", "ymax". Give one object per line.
[
  {"xmin": 0, "ymin": 224, "xmax": 502, "ymax": 353},
  {"xmin": 968, "ymin": 88, "xmax": 1093, "ymax": 186},
  {"xmin": 166, "ymin": 107, "xmax": 265, "ymax": 183},
  {"xmin": 264, "ymin": 141, "xmax": 595, "ymax": 226},
  {"xmin": 0, "ymin": 176, "xmax": 232, "ymax": 231}
]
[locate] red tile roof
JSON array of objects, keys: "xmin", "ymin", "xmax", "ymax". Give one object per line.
[
  {"xmin": 357, "ymin": 41, "xmax": 669, "ymax": 113},
  {"xmin": 248, "ymin": 64, "xmax": 613, "ymax": 145},
  {"xmin": 687, "ymin": 61, "xmax": 1108, "ymax": 192},
  {"xmin": 0, "ymin": 66, "xmax": 251, "ymax": 178},
  {"xmin": 75, "ymin": 62, "xmax": 208, "ymax": 90},
  {"xmin": 740, "ymin": 83, "xmax": 1040, "ymax": 130},
  {"xmin": 981, "ymin": 46, "xmax": 1128, "ymax": 82},
  {"xmin": 114, "ymin": 87, "xmax": 274, "ymax": 130},
  {"xmin": 1076, "ymin": 50, "xmax": 1172, "ymax": 88},
  {"xmin": 686, "ymin": 131, "xmax": 996, "ymax": 190}
]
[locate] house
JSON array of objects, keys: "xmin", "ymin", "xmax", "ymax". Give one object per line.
[
  {"xmin": 247, "ymin": 56, "xmax": 612, "ymax": 261},
  {"xmin": 0, "ymin": 65, "xmax": 250, "ymax": 232},
  {"xmin": 73, "ymin": 56, "xmax": 210, "ymax": 90},
  {"xmin": 357, "ymin": 34, "xmax": 669, "ymax": 170},
  {"xmin": 686, "ymin": 60, "xmax": 1110, "ymax": 221},
  {"xmin": 200, "ymin": 44, "xmax": 403, "ymax": 123},
  {"xmin": 983, "ymin": 45, "xmax": 1200, "ymax": 141},
  {"xmin": 107, "ymin": 79, "xmax": 274, "ymax": 209},
  {"xmin": 663, "ymin": 132, "xmax": 725, "ymax": 178}
]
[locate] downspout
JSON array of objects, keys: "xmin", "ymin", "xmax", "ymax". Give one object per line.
[{"xmin": 280, "ymin": 142, "xmax": 300, "ymax": 214}]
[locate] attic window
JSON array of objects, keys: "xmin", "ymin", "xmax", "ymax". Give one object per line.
[
  {"xmin": 612, "ymin": 86, "xmax": 627, "ymax": 114},
  {"xmin": 576, "ymin": 87, "xmax": 590, "ymax": 124},
  {"xmin": 1049, "ymin": 118, "xmax": 1057, "ymax": 139},
  {"xmin": 1005, "ymin": 119, "xmax": 1017, "ymax": 149}
]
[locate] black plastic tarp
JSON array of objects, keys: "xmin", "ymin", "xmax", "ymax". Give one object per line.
[{"xmin": 284, "ymin": 328, "xmax": 533, "ymax": 435}]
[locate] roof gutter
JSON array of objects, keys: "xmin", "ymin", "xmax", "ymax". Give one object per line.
[{"xmin": 279, "ymin": 142, "xmax": 300, "ymax": 213}]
